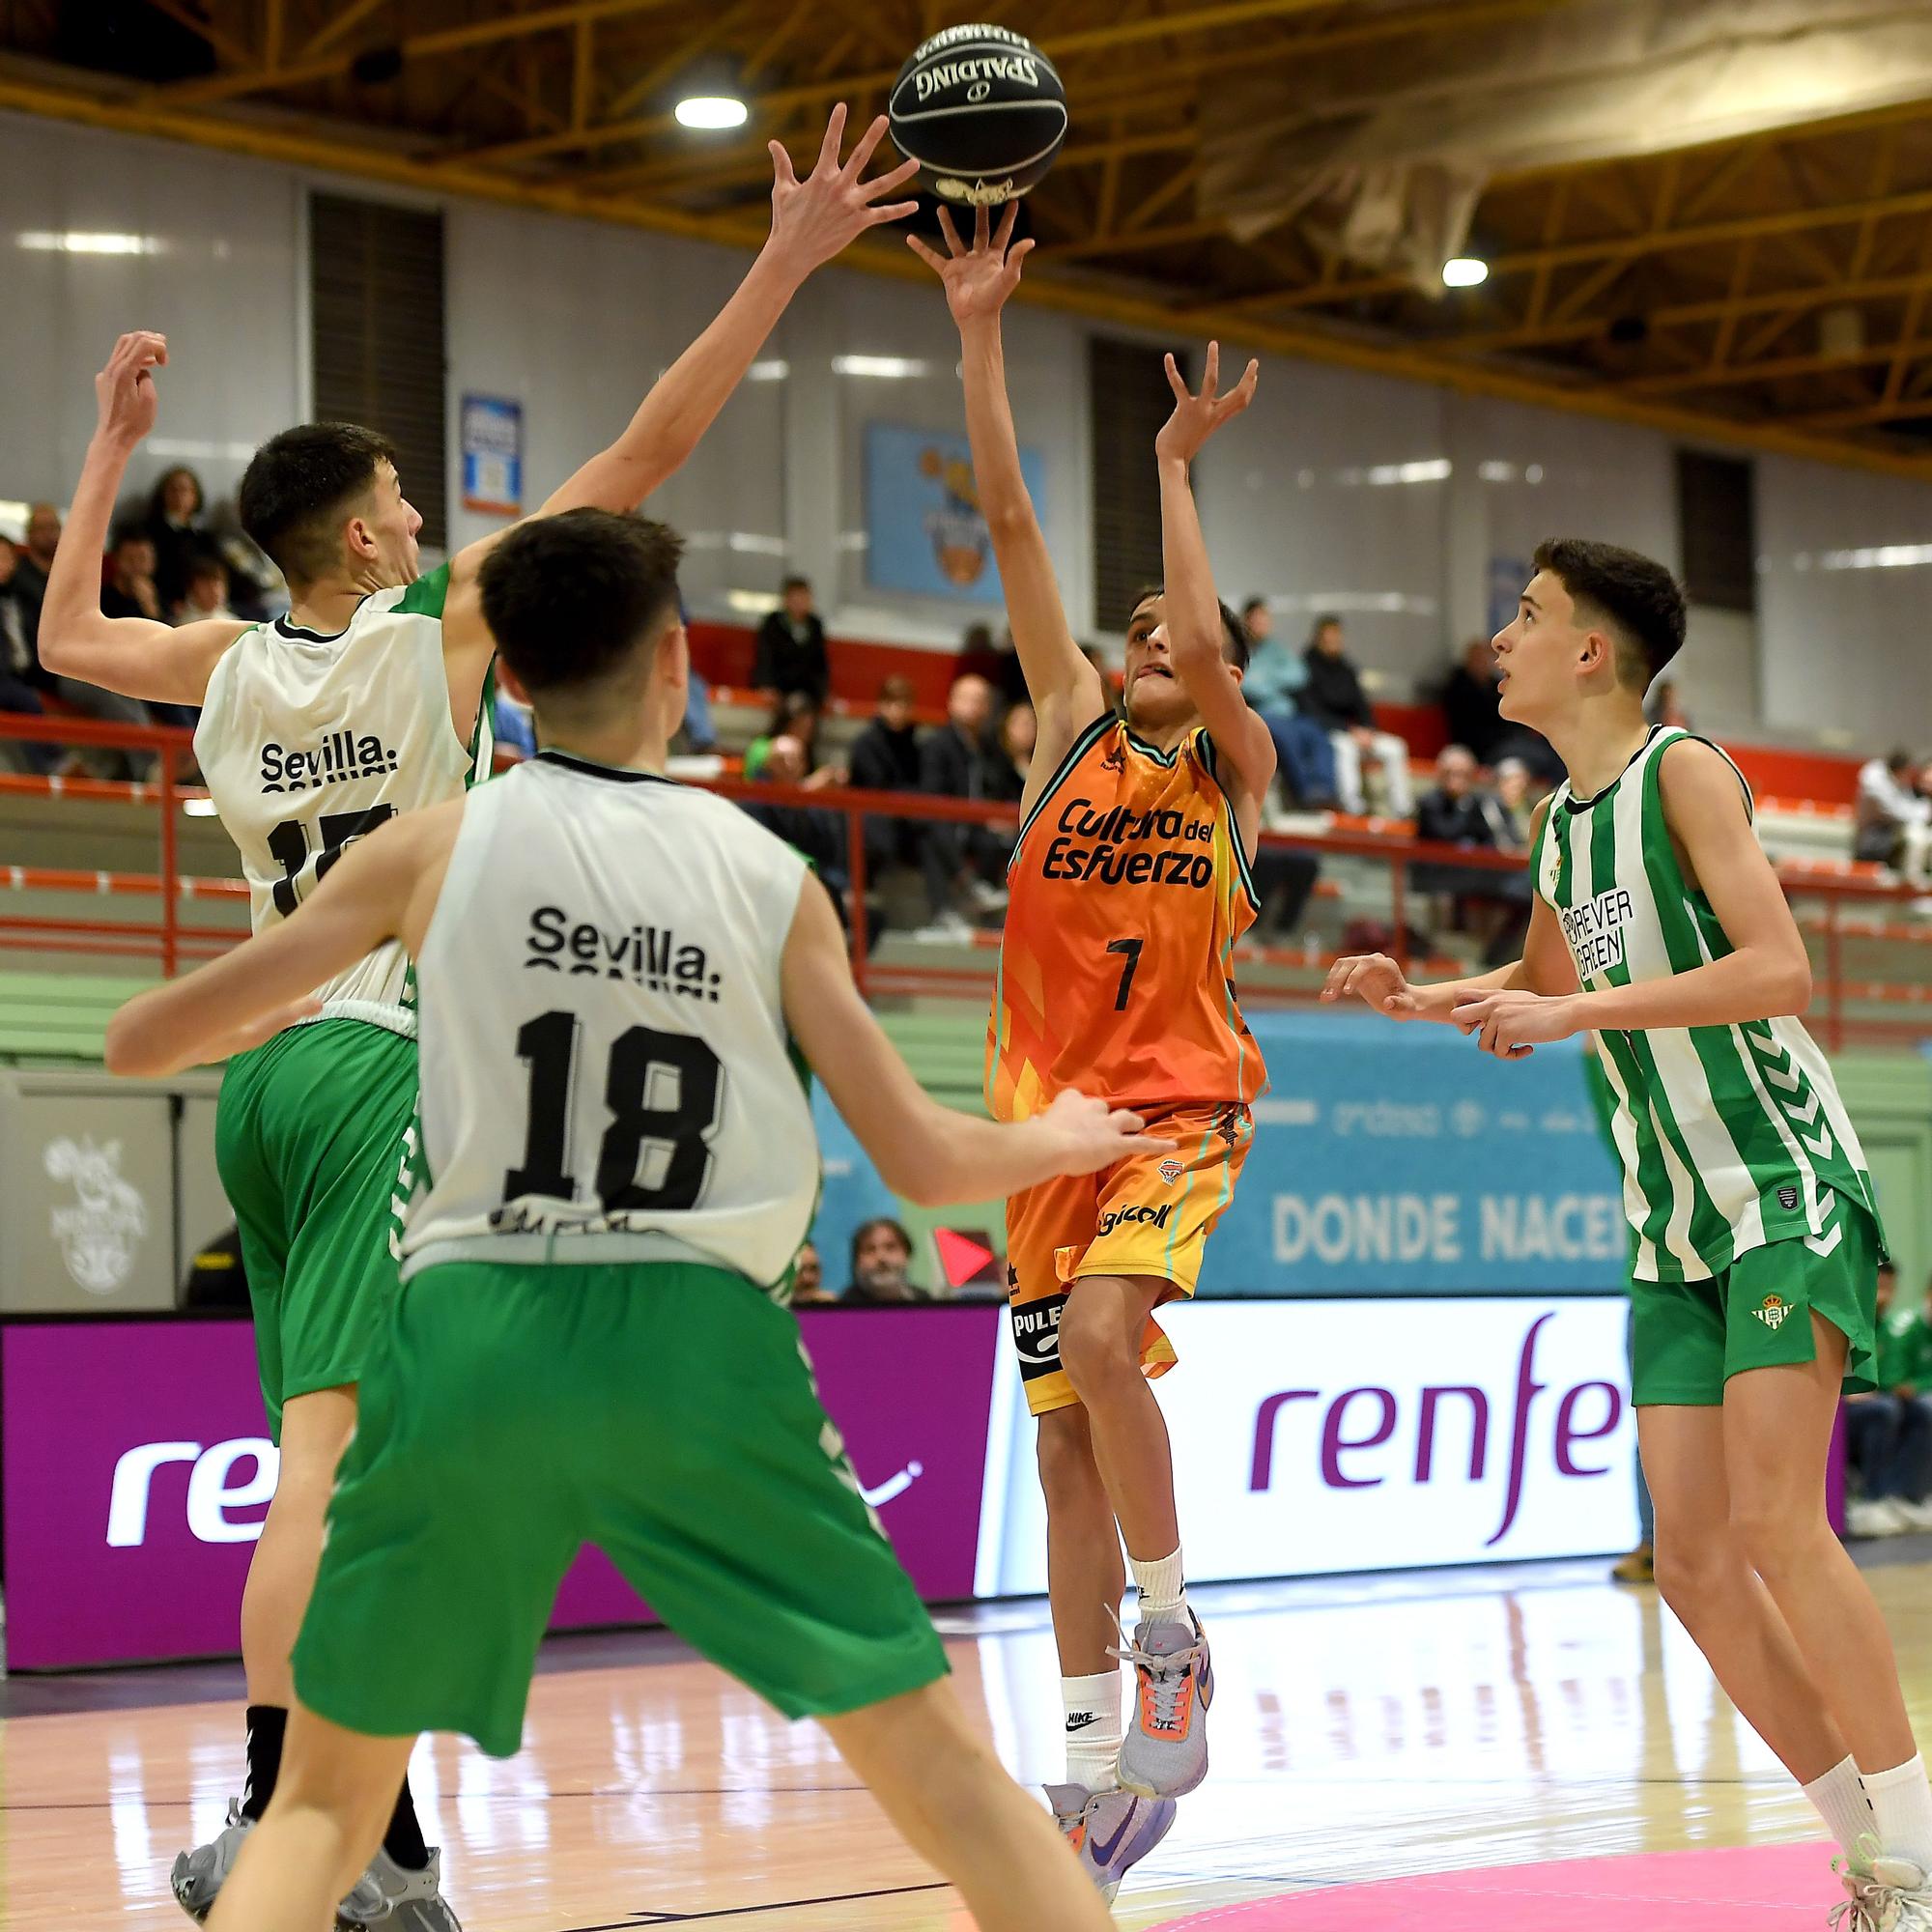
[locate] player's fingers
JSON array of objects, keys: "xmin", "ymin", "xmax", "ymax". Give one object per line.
[
  {"xmin": 816, "ymin": 102, "xmax": 848, "ymax": 172},
  {"xmin": 1163, "ymin": 352, "xmax": 1189, "ymax": 402},
  {"xmin": 1229, "ymin": 358, "xmax": 1260, "ymax": 408},
  {"xmin": 974, "ymin": 202, "xmax": 990, "ymax": 251},
  {"xmin": 861, "ymin": 155, "xmax": 921, "ymax": 201},
  {"xmin": 1106, "ymin": 1107, "xmax": 1149, "ymax": 1134},
  {"xmin": 995, "ymin": 201, "xmax": 1020, "ymax": 254},
  {"xmin": 936, "ymin": 206, "xmax": 965, "ymax": 256},
  {"xmin": 1124, "ymin": 1134, "xmax": 1179, "ymax": 1158},
  {"xmin": 769, "ymin": 140, "xmax": 798, "ymax": 189},
  {"xmin": 906, "ymin": 233, "xmax": 948, "ymax": 270},
  {"xmin": 844, "ymin": 113, "xmax": 889, "ymax": 177},
  {"xmin": 1202, "ymin": 339, "xmax": 1220, "ymax": 397},
  {"xmin": 1009, "ymin": 237, "xmax": 1037, "ymax": 269},
  {"xmin": 867, "ymin": 200, "xmax": 922, "ymax": 227}
]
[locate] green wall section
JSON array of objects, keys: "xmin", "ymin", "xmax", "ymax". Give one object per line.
[{"xmin": 1837, "ymin": 1050, "xmax": 1932, "ymax": 1296}]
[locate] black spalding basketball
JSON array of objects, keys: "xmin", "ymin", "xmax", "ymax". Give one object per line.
[{"xmin": 888, "ymin": 24, "xmax": 1067, "ymax": 208}]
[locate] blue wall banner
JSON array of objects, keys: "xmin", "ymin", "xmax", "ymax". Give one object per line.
[
  {"xmin": 864, "ymin": 421, "xmax": 1048, "ymax": 604},
  {"xmin": 1200, "ymin": 1012, "xmax": 1626, "ymax": 1296},
  {"xmin": 808, "ymin": 1009, "xmax": 1628, "ymax": 1299},
  {"xmin": 461, "ymin": 393, "xmax": 524, "ymax": 517}
]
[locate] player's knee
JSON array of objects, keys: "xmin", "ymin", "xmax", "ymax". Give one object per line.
[
  {"xmin": 1055, "ymin": 1301, "xmax": 1140, "ymax": 1399},
  {"xmin": 1729, "ymin": 1493, "xmax": 1821, "ymax": 1581},
  {"xmin": 1035, "ymin": 1406, "xmax": 1096, "ymax": 1504}
]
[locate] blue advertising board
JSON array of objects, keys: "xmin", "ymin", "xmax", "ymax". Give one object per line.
[
  {"xmin": 864, "ymin": 421, "xmax": 1048, "ymax": 604},
  {"xmin": 808, "ymin": 1009, "xmax": 1628, "ymax": 1299},
  {"xmin": 1198, "ymin": 1011, "xmax": 1627, "ymax": 1295}
]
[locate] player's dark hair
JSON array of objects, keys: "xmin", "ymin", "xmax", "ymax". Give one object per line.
[
  {"xmin": 1129, "ymin": 584, "xmax": 1251, "ymax": 672},
  {"xmin": 481, "ymin": 509, "xmax": 685, "ymax": 699},
  {"xmin": 1532, "ymin": 537, "xmax": 1688, "ymax": 693},
  {"xmin": 239, "ymin": 422, "xmax": 397, "ymax": 588}
]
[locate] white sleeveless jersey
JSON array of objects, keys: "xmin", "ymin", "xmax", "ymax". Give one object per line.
[
  {"xmin": 194, "ymin": 564, "xmax": 492, "ymax": 1033},
  {"xmin": 1537, "ymin": 725, "xmax": 1882, "ymax": 1281},
  {"xmin": 401, "ymin": 752, "xmax": 819, "ymax": 1290}
]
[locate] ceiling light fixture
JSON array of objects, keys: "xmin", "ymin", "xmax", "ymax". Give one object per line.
[
  {"xmin": 675, "ymin": 95, "xmax": 749, "ymax": 130},
  {"xmin": 1442, "ymin": 256, "xmax": 1490, "ymax": 288}
]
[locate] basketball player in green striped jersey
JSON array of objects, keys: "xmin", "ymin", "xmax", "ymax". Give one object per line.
[
  {"xmin": 37, "ymin": 109, "xmax": 917, "ymax": 1931},
  {"xmin": 1327, "ymin": 538, "xmax": 1932, "ymax": 1928}
]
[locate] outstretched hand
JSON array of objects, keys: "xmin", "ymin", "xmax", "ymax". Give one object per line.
[
  {"xmin": 907, "ymin": 204, "xmax": 1036, "ymax": 327},
  {"xmin": 767, "ymin": 104, "xmax": 922, "ymax": 279},
  {"xmin": 1155, "ymin": 342, "xmax": 1259, "ymax": 465},
  {"xmin": 1321, "ymin": 952, "xmax": 1418, "ymax": 1018},
  {"xmin": 95, "ymin": 330, "xmax": 167, "ymax": 449}
]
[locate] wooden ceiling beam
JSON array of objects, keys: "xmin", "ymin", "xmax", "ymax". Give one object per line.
[
  {"xmin": 1620, "ymin": 336, "xmax": 1932, "ymax": 398},
  {"xmin": 1209, "ymin": 181, "xmax": 1932, "ymax": 318},
  {"xmin": 6, "ymin": 65, "xmax": 1931, "ymax": 481},
  {"xmin": 149, "ymin": 0, "xmax": 689, "ymax": 109},
  {"xmin": 298, "ymin": 0, "xmax": 388, "ymax": 61}
]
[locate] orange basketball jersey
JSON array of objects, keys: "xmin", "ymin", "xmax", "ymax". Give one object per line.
[{"xmin": 987, "ymin": 716, "xmax": 1266, "ymax": 1121}]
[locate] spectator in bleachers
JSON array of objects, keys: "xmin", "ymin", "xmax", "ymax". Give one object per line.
[
  {"xmin": 1299, "ymin": 613, "xmax": 1414, "ymax": 816},
  {"xmin": 1644, "ymin": 676, "xmax": 1692, "ymax": 730},
  {"xmin": 1492, "ymin": 754, "xmax": 1543, "ymax": 845},
  {"xmin": 746, "ymin": 692, "xmax": 843, "ymax": 788},
  {"xmin": 680, "ymin": 669, "xmax": 718, "ymax": 753},
  {"xmin": 1856, "ymin": 747, "xmax": 1932, "ymax": 886},
  {"xmin": 849, "ymin": 673, "xmax": 924, "ymax": 881},
  {"xmin": 920, "ymin": 671, "xmax": 1009, "ymax": 936},
  {"xmin": 100, "ymin": 527, "xmax": 163, "ymax": 623},
  {"xmin": 752, "ymin": 573, "xmax": 829, "ymax": 704},
  {"xmin": 789, "ymin": 1241, "xmax": 835, "ymax": 1306},
  {"xmin": 144, "ymin": 464, "xmax": 208, "ymax": 613},
  {"xmin": 1414, "ymin": 744, "xmax": 1529, "ymax": 959},
  {"xmin": 745, "ymin": 732, "xmax": 847, "ymax": 882},
  {"xmin": 0, "ymin": 542, "xmax": 58, "ymax": 775},
  {"xmin": 997, "ymin": 700, "xmax": 1037, "ymax": 795},
  {"xmin": 172, "ymin": 554, "xmax": 234, "ymax": 625},
  {"xmin": 1846, "ymin": 1264, "xmax": 1932, "ymax": 1536},
  {"xmin": 11, "ymin": 501, "xmax": 61, "ymax": 653},
  {"xmin": 961, "ymin": 619, "xmax": 1030, "ymax": 711},
  {"xmin": 1240, "ymin": 595, "xmax": 1338, "ymax": 809},
  {"xmin": 839, "ymin": 1217, "xmax": 921, "ymax": 1305},
  {"xmin": 1441, "ymin": 637, "xmax": 1506, "ymax": 765},
  {"xmin": 14, "ymin": 506, "xmax": 157, "ymax": 780},
  {"xmin": 493, "ymin": 688, "xmax": 536, "ymax": 760}
]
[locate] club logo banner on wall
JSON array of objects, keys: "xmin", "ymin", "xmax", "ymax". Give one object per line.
[{"xmin": 864, "ymin": 421, "xmax": 1048, "ymax": 603}]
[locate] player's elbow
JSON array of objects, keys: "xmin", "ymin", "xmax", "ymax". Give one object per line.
[
  {"xmin": 982, "ymin": 498, "xmax": 1037, "ymax": 541},
  {"xmin": 35, "ymin": 615, "xmax": 82, "ymax": 676},
  {"xmin": 1775, "ymin": 953, "xmax": 1813, "ymax": 1017},
  {"xmin": 102, "ymin": 1011, "xmax": 163, "ymax": 1079}
]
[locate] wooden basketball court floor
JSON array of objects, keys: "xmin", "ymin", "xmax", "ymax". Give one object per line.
[{"xmin": 8, "ymin": 1548, "xmax": 1932, "ymax": 1930}]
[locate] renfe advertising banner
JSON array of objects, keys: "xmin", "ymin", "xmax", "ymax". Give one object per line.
[{"xmin": 2, "ymin": 1297, "xmax": 1634, "ymax": 1671}]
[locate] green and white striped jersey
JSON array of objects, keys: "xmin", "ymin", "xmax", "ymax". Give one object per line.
[{"xmin": 1534, "ymin": 725, "xmax": 1882, "ymax": 1283}]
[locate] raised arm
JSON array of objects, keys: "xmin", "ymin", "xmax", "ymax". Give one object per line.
[
  {"xmin": 781, "ymin": 869, "xmax": 1167, "ymax": 1204},
  {"xmin": 910, "ymin": 207, "xmax": 1106, "ymax": 792},
  {"xmin": 37, "ymin": 333, "xmax": 246, "ymax": 705},
  {"xmin": 104, "ymin": 802, "xmax": 458, "ymax": 1078},
  {"xmin": 1154, "ymin": 344, "xmax": 1275, "ymax": 838}
]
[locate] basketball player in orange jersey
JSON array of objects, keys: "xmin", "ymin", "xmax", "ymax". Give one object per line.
[{"xmin": 913, "ymin": 206, "xmax": 1272, "ymax": 1900}]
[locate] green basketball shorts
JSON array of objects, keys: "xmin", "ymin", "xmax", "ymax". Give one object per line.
[
  {"xmin": 1630, "ymin": 1200, "xmax": 1880, "ymax": 1406},
  {"xmin": 216, "ymin": 1017, "xmax": 419, "ymax": 1441},
  {"xmin": 292, "ymin": 1258, "xmax": 949, "ymax": 1759}
]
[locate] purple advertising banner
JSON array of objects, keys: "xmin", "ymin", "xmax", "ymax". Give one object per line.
[{"xmin": 3, "ymin": 1305, "xmax": 1001, "ymax": 1672}]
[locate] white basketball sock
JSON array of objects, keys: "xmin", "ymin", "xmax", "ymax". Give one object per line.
[
  {"xmin": 1063, "ymin": 1670, "xmax": 1122, "ymax": 1793},
  {"xmin": 1864, "ymin": 1755, "xmax": 1932, "ymax": 1873},
  {"xmin": 1802, "ymin": 1755, "xmax": 1873, "ymax": 1854},
  {"xmin": 1129, "ymin": 1547, "xmax": 1186, "ymax": 1623}
]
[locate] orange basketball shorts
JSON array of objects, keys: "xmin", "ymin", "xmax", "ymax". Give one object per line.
[{"xmin": 1004, "ymin": 1101, "xmax": 1253, "ymax": 1416}]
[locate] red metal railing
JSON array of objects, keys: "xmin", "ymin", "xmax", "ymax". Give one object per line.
[{"xmin": 3, "ymin": 710, "xmax": 1929, "ymax": 1049}]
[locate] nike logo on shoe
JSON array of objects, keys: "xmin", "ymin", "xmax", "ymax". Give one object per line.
[{"xmin": 1088, "ymin": 1800, "xmax": 1143, "ymax": 1865}]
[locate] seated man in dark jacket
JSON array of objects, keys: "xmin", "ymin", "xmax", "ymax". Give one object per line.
[
  {"xmin": 752, "ymin": 575, "xmax": 830, "ymax": 703},
  {"xmin": 1300, "ymin": 614, "xmax": 1413, "ymax": 815},
  {"xmin": 919, "ymin": 673, "xmax": 1009, "ymax": 934},
  {"xmin": 1414, "ymin": 744, "xmax": 1529, "ymax": 958},
  {"xmin": 848, "ymin": 673, "xmax": 924, "ymax": 877}
]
